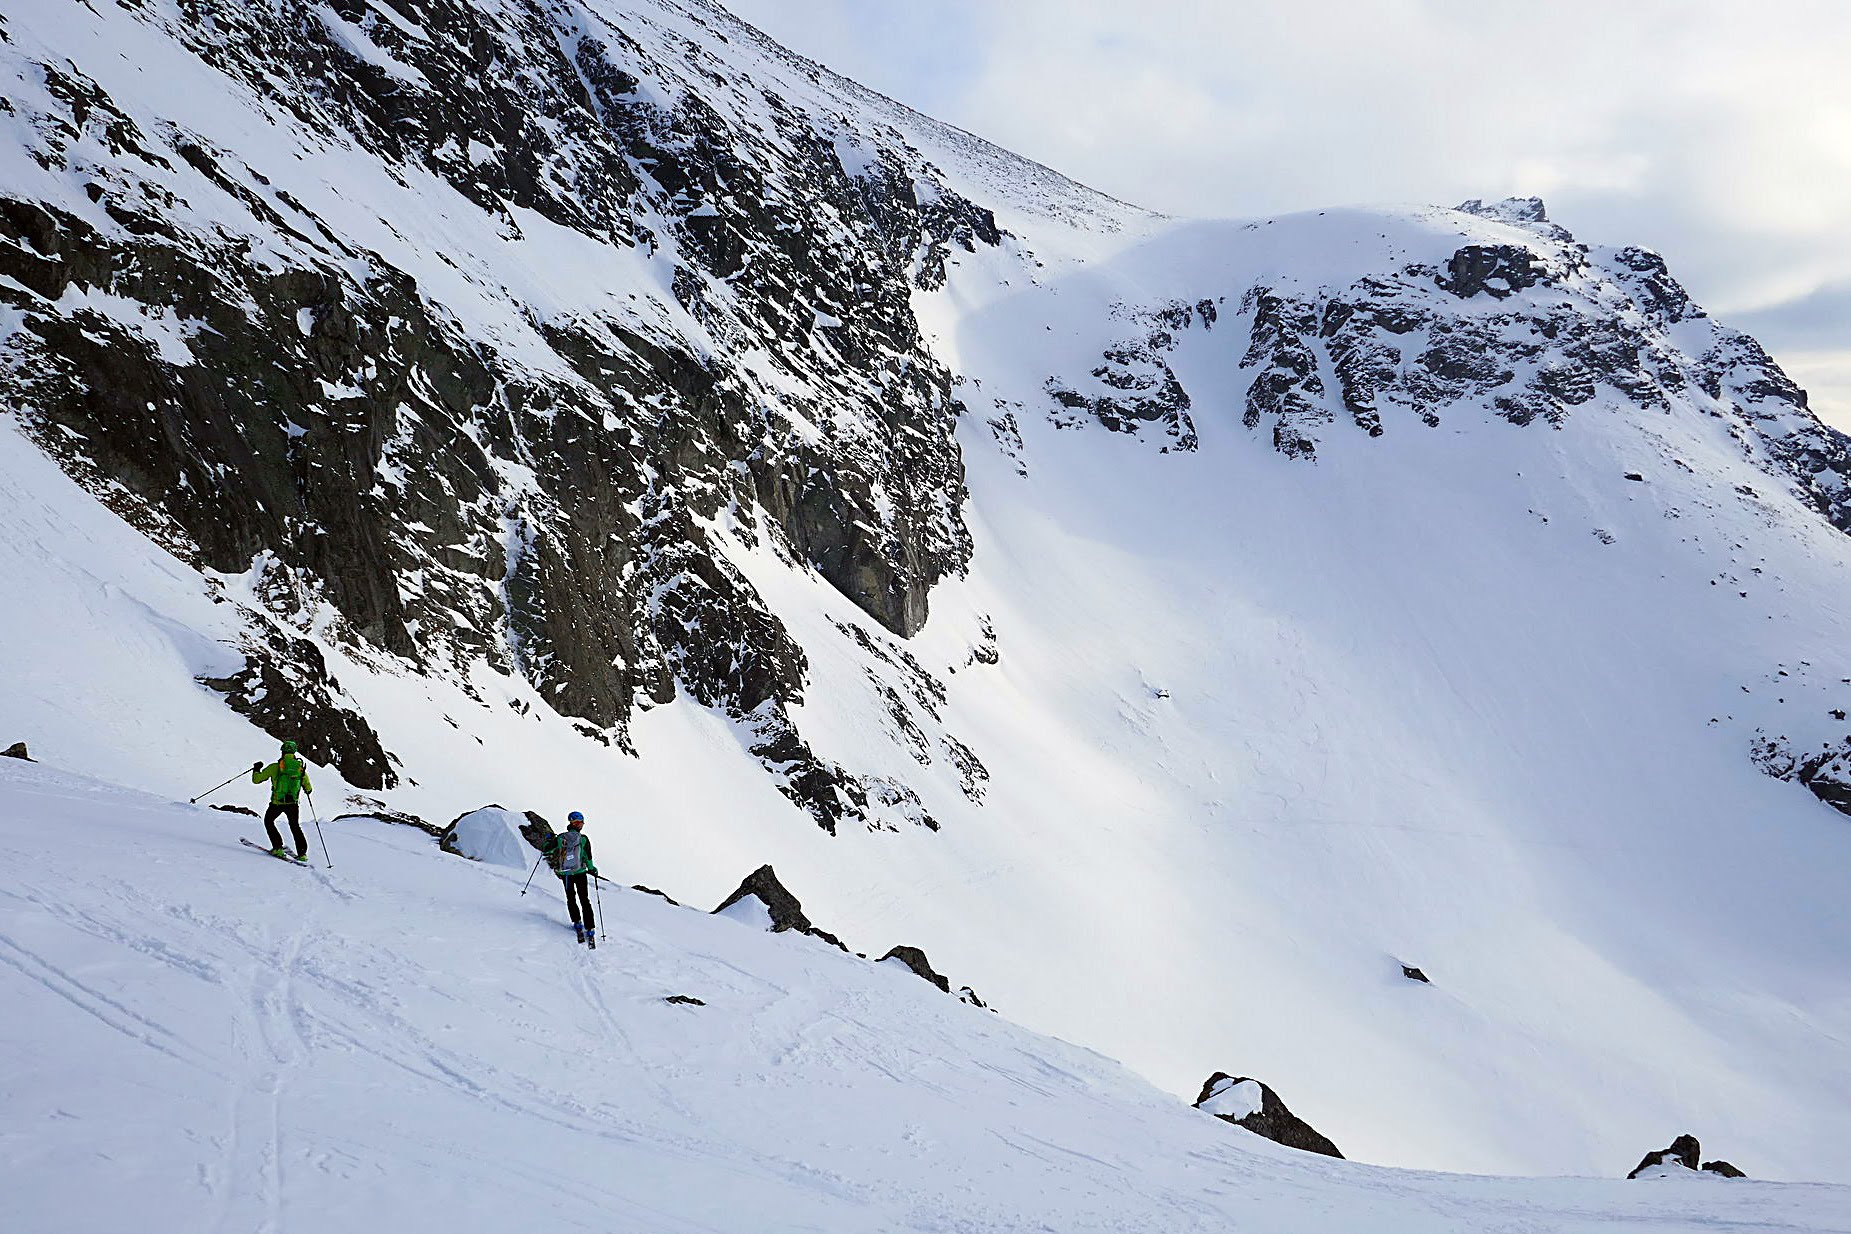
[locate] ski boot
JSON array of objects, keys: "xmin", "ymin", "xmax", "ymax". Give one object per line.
[
  {"xmin": 574, "ymin": 923, "xmax": 585, "ymax": 945},
  {"xmin": 586, "ymin": 927, "xmax": 597, "ymax": 950}
]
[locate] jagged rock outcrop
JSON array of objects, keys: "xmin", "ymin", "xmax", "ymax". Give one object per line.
[
  {"xmin": 712, "ymin": 864, "xmax": 848, "ymax": 951},
  {"xmin": 2, "ymin": 743, "xmax": 30, "ymax": 761},
  {"xmin": 517, "ymin": 812, "xmax": 558, "ymax": 855},
  {"xmin": 1193, "ymin": 1073, "xmax": 1343, "ymax": 1158},
  {"xmin": 1628, "ymin": 1135, "xmax": 1746, "ymax": 1179},
  {"xmin": 1751, "ymin": 733, "xmax": 1851, "ymax": 819},
  {"xmin": 878, "ymin": 945, "xmax": 951, "ymax": 993}
]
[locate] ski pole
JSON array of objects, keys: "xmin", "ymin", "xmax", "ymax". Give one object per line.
[
  {"xmin": 594, "ymin": 872, "xmax": 606, "ymax": 940},
  {"xmin": 189, "ymin": 767, "xmax": 248, "ymax": 804},
  {"xmin": 519, "ymin": 853, "xmax": 544, "ymax": 896},
  {"xmin": 307, "ymin": 791, "xmax": 332, "ymax": 868}
]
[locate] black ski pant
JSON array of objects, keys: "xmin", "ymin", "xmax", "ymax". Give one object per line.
[
  {"xmin": 264, "ymin": 801, "xmax": 307, "ymax": 858},
  {"xmin": 563, "ymin": 873, "xmax": 594, "ymax": 932}
]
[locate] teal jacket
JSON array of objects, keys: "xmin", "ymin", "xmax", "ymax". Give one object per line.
[
  {"xmin": 254, "ymin": 756, "xmax": 312, "ymax": 805},
  {"xmin": 545, "ymin": 830, "xmax": 596, "ymax": 879}
]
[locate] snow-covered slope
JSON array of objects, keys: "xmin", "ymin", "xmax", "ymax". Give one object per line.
[
  {"xmin": 4, "ymin": 0, "xmax": 1851, "ymax": 1190},
  {"xmin": 7, "ymin": 756, "xmax": 1850, "ymax": 1233}
]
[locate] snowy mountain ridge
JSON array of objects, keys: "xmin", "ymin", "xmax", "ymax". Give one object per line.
[{"xmin": 4, "ymin": 0, "xmax": 1851, "ymax": 1197}]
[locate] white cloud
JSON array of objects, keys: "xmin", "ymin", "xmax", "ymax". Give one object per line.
[{"xmin": 720, "ymin": 0, "xmax": 1851, "ymax": 430}]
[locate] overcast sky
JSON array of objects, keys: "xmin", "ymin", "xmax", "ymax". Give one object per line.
[{"xmin": 722, "ymin": 0, "xmax": 1851, "ymax": 430}]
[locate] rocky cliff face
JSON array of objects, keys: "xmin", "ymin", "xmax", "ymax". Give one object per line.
[
  {"xmin": 1057, "ymin": 197, "xmax": 1851, "ymax": 540},
  {"xmin": 0, "ymin": 0, "xmax": 1015, "ymax": 828}
]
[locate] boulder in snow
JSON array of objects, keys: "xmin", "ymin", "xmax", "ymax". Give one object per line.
[
  {"xmin": 211, "ymin": 803, "xmax": 259, "ymax": 818},
  {"xmin": 1401, "ymin": 964, "xmax": 1430, "ymax": 983},
  {"xmin": 2, "ymin": 742, "xmax": 31, "ymax": 761},
  {"xmin": 1626, "ymin": 1135, "xmax": 1747, "ymax": 1179},
  {"xmin": 1628, "ymin": 1134, "xmax": 1701, "ymax": 1177},
  {"xmin": 878, "ymin": 945, "xmax": 952, "ymax": 993},
  {"xmin": 441, "ymin": 806, "xmax": 539, "ymax": 868},
  {"xmin": 1194, "ymin": 1073, "xmax": 1343, "ymax": 1159},
  {"xmin": 712, "ymin": 865, "xmax": 848, "ymax": 951}
]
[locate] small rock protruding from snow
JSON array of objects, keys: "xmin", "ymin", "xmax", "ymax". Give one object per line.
[
  {"xmin": 2, "ymin": 742, "xmax": 31, "ymax": 761},
  {"xmin": 712, "ymin": 864, "xmax": 849, "ymax": 951},
  {"xmin": 335, "ymin": 807, "xmax": 439, "ymax": 837},
  {"xmin": 664, "ymin": 994, "xmax": 706, "ymax": 1007},
  {"xmin": 1193, "ymin": 1073, "xmax": 1344, "ymax": 1159},
  {"xmin": 1628, "ymin": 1134, "xmax": 1742, "ymax": 1179},
  {"xmin": 1401, "ymin": 964, "xmax": 1430, "ymax": 983},
  {"xmin": 878, "ymin": 945, "xmax": 952, "ymax": 993},
  {"xmin": 441, "ymin": 806, "xmax": 538, "ymax": 868}
]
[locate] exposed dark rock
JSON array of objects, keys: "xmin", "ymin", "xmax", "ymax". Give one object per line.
[
  {"xmin": 1751, "ymin": 732, "xmax": 1851, "ymax": 818},
  {"xmin": 1702, "ymin": 1160, "xmax": 1747, "ymax": 1178},
  {"xmin": 631, "ymin": 885, "xmax": 683, "ymax": 907},
  {"xmin": 1239, "ymin": 288, "xmax": 1329, "ymax": 459},
  {"xmin": 712, "ymin": 864, "xmax": 849, "ymax": 951},
  {"xmin": 334, "ymin": 808, "xmax": 440, "ymax": 838},
  {"xmin": 1628, "ymin": 1134, "xmax": 1702, "ymax": 1177},
  {"xmin": 517, "ymin": 811, "xmax": 557, "ymax": 854},
  {"xmin": 197, "ymin": 628, "xmax": 396, "ymax": 791},
  {"xmin": 956, "ymin": 986, "xmax": 991, "ymax": 1010},
  {"xmin": 1045, "ymin": 299, "xmax": 1207, "ymax": 452},
  {"xmin": 664, "ymin": 994, "xmax": 705, "ymax": 1007},
  {"xmin": 210, "ymin": 803, "xmax": 258, "ymax": 817},
  {"xmin": 878, "ymin": 945, "xmax": 952, "ymax": 994},
  {"xmin": 1437, "ymin": 244, "xmax": 1547, "ymax": 300},
  {"xmin": 1194, "ymin": 1073, "xmax": 1343, "ymax": 1158},
  {"xmin": 1, "ymin": 742, "xmax": 29, "ymax": 761},
  {"xmin": 1401, "ymin": 964, "xmax": 1430, "ymax": 983},
  {"xmin": 1625, "ymin": 472, "xmax": 1646, "ymax": 482}
]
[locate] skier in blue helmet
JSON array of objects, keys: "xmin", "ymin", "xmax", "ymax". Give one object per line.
[{"xmin": 542, "ymin": 811, "xmax": 598, "ymax": 946}]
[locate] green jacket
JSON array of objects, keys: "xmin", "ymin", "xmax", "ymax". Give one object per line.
[
  {"xmin": 545, "ymin": 830, "xmax": 596, "ymax": 879},
  {"xmin": 254, "ymin": 755, "xmax": 313, "ymax": 805}
]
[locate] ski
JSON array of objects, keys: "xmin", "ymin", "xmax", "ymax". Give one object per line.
[{"xmin": 240, "ymin": 837, "xmax": 309, "ymax": 865}]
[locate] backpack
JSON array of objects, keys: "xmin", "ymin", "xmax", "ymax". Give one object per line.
[{"xmin": 556, "ymin": 832, "xmax": 586, "ymax": 875}]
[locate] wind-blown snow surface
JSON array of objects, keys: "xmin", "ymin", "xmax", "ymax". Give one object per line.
[
  {"xmin": 5, "ymin": 758, "xmax": 1850, "ymax": 1234},
  {"xmin": 4, "ymin": 0, "xmax": 1851, "ymax": 1189}
]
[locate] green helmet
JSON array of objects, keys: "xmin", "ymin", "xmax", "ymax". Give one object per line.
[{"xmin": 280, "ymin": 740, "xmax": 298, "ymax": 755}]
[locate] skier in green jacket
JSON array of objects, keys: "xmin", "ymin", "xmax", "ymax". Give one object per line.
[
  {"xmin": 253, "ymin": 740, "xmax": 313, "ymax": 862},
  {"xmin": 544, "ymin": 811, "xmax": 598, "ymax": 947}
]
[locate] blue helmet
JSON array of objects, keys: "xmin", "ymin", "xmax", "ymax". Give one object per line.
[{"xmin": 567, "ymin": 810, "xmax": 585, "ymax": 826}]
